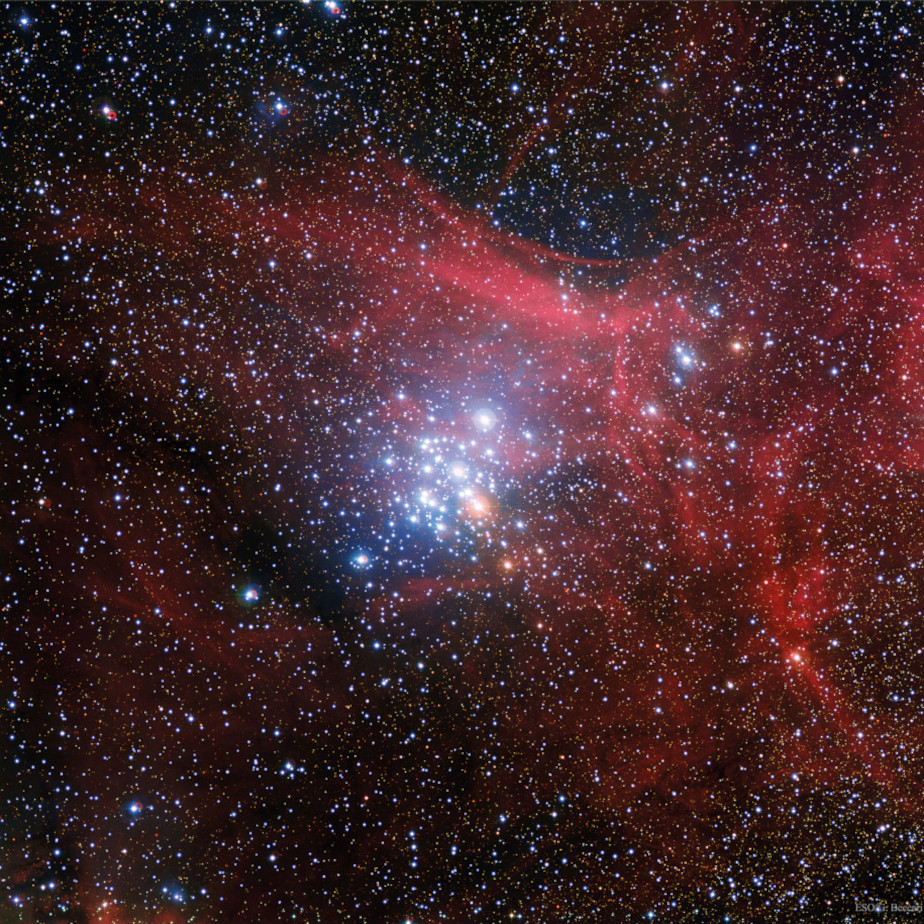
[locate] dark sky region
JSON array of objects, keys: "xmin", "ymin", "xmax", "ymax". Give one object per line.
[{"xmin": 3, "ymin": 2, "xmax": 924, "ymax": 922}]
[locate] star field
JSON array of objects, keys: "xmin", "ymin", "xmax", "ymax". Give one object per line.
[{"xmin": 3, "ymin": 2, "xmax": 924, "ymax": 922}]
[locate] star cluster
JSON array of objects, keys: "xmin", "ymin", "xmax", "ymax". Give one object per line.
[{"xmin": 4, "ymin": 2, "xmax": 924, "ymax": 922}]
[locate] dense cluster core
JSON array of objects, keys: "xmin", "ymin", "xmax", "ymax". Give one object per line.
[{"xmin": 3, "ymin": 3, "xmax": 924, "ymax": 922}]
